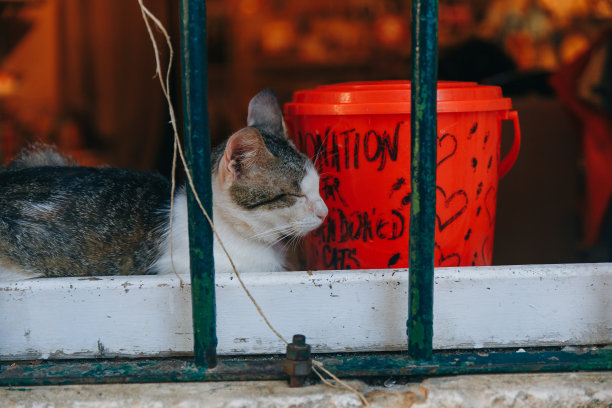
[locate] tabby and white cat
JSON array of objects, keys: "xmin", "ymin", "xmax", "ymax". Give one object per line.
[{"xmin": 0, "ymin": 90, "xmax": 327, "ymax": 281}]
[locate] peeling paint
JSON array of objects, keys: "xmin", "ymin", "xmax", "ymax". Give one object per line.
[{"xmin": 97, "ymin": 340, "xmax": 105, "ymax": 356}]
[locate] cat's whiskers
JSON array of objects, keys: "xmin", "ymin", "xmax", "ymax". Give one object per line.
[
  {"xmin": 262, "ymin": 231, "xmax": 294, "ymax": 250},
  {"xmin": 249, "ymin": 223, "xmax": 289, "ymax": 238},
  {"xmin": 310, "ymin": 129, "xmax": 331, "ymax": 170},
  {"xmin": 267, "ymin": 222, "xmax": 318, "ymax": 251},
  {"xmin": 284, "ymin": 234, "xmax": 304, "ymax": 252},
  {"xmin": 249, "ymin": 224, "xmax": 292, "ymax": 242},
  {"xmin": 254, "ymin": 219, "xmax": 314, "ymax": 249}
]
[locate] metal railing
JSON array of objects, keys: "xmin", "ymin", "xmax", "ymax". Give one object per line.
[
  {"xmin": 407, "ymin": 0, "xmax": 437, "ymax": 362},
  {"xmin": 179, "ymin": 0, "xmax": 217, "ymax": 369}
]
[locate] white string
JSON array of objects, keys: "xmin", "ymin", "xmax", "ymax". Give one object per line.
[{"xmin": 137, "ymin": 1, "xmax": 369, "ymax": 406}]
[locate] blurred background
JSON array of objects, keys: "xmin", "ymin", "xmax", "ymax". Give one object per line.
[{"xmin": 1, "ymin": 0, "xmax": 611, "ymax": 265}]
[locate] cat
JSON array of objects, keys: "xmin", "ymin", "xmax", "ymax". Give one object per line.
[{"xmin": 0, "ymin": 89, "xmax": 328, "ymax": 281}]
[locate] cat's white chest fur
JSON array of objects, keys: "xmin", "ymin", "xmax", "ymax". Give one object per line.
[{"xmin": 153, "ymin": 190, "xmax": 285, "ymax": 276}]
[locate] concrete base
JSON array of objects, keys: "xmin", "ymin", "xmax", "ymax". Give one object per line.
[{"xmin": 3, "ymin": 372, "xmax": 611, "ymax": 407}]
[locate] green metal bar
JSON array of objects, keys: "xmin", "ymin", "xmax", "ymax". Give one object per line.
[
  {"xmin": 2, "ymin": 349, "xmax": 611, "ymax": 385},
  {"xmin": 179, "ymin": 0, "xmax": 217, "ymax": 368},
  {"xmin": 408, "ymin": 0, "xmax": 439, "ymax": 360}
]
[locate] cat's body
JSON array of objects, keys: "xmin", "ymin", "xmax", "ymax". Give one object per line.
[{"xmin": 0, "ymin": 90, "xmax": 327, "ymax": 281}]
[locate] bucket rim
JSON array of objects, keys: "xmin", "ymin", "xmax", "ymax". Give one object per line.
[{"xmin": 284, "ymin": 80, "xmax": 513, "ymax": 115}]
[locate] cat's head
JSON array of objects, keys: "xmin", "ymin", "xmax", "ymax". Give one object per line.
[{"xmin": 212, "ymin": 89, "xmax": 328, "ymax": 244}]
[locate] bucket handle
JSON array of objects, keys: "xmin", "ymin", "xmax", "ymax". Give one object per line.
[{"xmin": 499, "ymin": 110, "xmax": 521, "ymax": 179}]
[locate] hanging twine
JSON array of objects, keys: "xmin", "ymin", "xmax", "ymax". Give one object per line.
[{"xmin": 137, "ymin": 1, "xmax": 370, "ymax": 406}]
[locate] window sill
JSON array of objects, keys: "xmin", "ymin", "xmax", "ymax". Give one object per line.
[{"xmin": 1, "ymin": 263, "xmax": 611, "ymax": 361}]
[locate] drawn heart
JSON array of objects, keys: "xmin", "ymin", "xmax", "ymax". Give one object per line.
[
  {"xmin": 435, "ymin": 243, "xmax": 461, "ymax": 267},
  {"xmin": 484, "ymin": 186, "xmax": 496, "ymax": 227},
  {"xmin": 436, "ymin": 186, "xmax": 468, "ymax": 232},
  {"xmin": 437, "ymin": 133, "xmax": 457, "ymax": 167}
]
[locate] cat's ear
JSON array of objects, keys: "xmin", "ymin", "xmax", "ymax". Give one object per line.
[
  {"xmin": 247, "ymin": 89, "xmax": 287, "ymax": 138},
  {"xmin": 218, "ymin": 127, "xmax": 271, "ymax": 184}
]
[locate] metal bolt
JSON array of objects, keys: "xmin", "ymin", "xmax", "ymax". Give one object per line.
[{"xmin": 283, "ymin": 334, "xmax": 312, "ymax": 387}]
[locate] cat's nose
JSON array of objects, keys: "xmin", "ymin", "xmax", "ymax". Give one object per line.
[{"xmin": 314, "ymin": 199, "xmax": 328, "ymax": 220}]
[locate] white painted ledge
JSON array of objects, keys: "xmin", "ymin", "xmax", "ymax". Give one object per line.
[{"xmin": 1, "ymin": 263, "xmax": 611, "ymax": 360}]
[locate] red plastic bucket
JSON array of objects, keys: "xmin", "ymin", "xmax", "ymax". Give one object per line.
[{"xmin": 284, "ymin": 81, "xmax": 520, "ymax": 270}]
